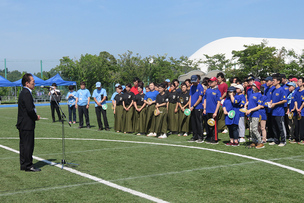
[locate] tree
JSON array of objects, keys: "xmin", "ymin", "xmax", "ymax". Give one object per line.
[
  {"xmin": 232, "ymin": 41, "xmax": 278, "ymax": 78},
  {"xmin": 203, "ymin": 53, "xmax": 231, "ymax": 72}
]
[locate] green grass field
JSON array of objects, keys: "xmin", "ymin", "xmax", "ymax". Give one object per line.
[{"xmin": 1, "ymin": 104, "xmax": 304, "ymax": 202}]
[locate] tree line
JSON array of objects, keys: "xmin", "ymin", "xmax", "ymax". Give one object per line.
[{"xmin": 1, "ymin": 40, "xmax": 304, "ymax": 97}]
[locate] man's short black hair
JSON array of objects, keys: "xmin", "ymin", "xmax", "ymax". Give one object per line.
[
  {"xmin": 68, "ymin": 85, "xmax": 74, "ymax": 90},
  {"xmin": 172, "ymin": 79, "xmax": 179, "ymax": 85},
  {"xmin": 185, "ymin": 79, "xmax": 191, "ymax": 84},
  {"xmin": 80, "ymin": 81, "xmax": 86, "ymax": 86},
  {"xmin": 196, "ymin": 75, "xmax": 201, "ymax": 81},
  {"xmin": 272, "ymin": 74, "xmax": 282, "ymax": 83},
  {"xmin": 21, "ymin": 73, "xmax": 33, "ymax": 86}
]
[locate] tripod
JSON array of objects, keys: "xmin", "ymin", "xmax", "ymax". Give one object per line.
[{"xmin": 49, "ymin": 88, "xmax": 78, "ymax": 169}]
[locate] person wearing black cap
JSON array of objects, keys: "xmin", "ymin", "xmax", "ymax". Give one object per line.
[
  {"xmin": 188, "ymin": 75, "xmax": 204, "ymax": 143},
  {"xmin": 48, "ymin": 83, "xmax": 61, "ymax": 122},
  {"xmin": 223, "ymin": 86, "xmax": 240, "ymax": 146}
]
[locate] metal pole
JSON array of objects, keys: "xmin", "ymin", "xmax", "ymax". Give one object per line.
[
  {"xmin": 40, "ymin": 60, "xmax": 43, "ymax": 78},
  {"xmin": 4, "ymin": 58, "xmax": 7, "ymax": 79}
]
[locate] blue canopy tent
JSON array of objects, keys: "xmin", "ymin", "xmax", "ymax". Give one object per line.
[
  {"xmin": 44, "ymin": 73, "xmax": 76, "ymax": 86},
  {"xmin": 12, "ymin": 74, "xmax": 47, "ymax": 87},
  {"xmin": 0, "ymin": 75, "xmax": 15, "ymax": 87}
]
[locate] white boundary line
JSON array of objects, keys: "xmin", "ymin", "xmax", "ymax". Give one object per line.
[
  {"xmin": 34, "ymin": 137, "xmax": 304, "ymax": 175},
  {"xmin": 0, "ymin": 144, "xmax": 169, "ymax": 203},
  {"xmin": 2, "ymin": 137, "xmax": 304, "ymax": 175}
]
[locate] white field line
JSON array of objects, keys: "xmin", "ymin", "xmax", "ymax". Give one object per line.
[
  {"xmin": 0, "ymin": 144, "xmax": 169, "ymax": 203},
  {"xmin": 2, "ymin": 137, "xmax": 304, "ymax": 175},
  {"xmin": 1, "ymin": 155, "xmax": 304, "ymax": 197}
]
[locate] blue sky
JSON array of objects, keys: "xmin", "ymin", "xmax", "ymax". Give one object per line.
[{"xmin": 1, "ymin": 0, "xmax": 304, "ymax": 74}]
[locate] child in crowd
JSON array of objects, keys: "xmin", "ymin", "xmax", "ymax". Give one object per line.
[
  {"xmin": 258, "ymin": 86, "xmax": 268, "ymax": 143},
  {"xmin": 66, "ymin": 85, "xmax": 77, "ymax": 124},
  {"xmin": 295, "ymin": 78, "xmax": 304, "ymax": 144},
  {"xmin": 155, "ymin": 83, "xmax": 169, "ymax": 138},
  {"xmin": 178, "ymin": 83, "xmax": 190, "ymax": 136},
  {"xmin": 286, "ymin": 82, "xmax": 297, "ymax": 143},
  {"xmin": 245, "ymin": 81, "xmax": 264, "ymax": 149}
]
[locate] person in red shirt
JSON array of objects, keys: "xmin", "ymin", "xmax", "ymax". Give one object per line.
[
  {"xmin": 130, "ymin": 77, "xmax": 140, "ymax": 95},
  {"xmin": 216, "ymin": 72, "xmax": 228, "ymax": 133}
]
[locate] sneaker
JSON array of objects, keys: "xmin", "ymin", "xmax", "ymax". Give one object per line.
[
  {"xmin": 177, "ymin": 133, "xmax": 182, "ymax": 136},
  {"xmin": 222, "ymin": 129, "xmax": 228, "ymax": 134},
  {"xmin": 247, "ymin": 143, "xmax": 257, "ymax": 148},
  {"xmin": 196, "ymin": 139, "xmax": 204, "ymax": 143},
  {"xmin": 158, "ymin": 134, "xmax": 167, "ymax": 139},
  {"xmin": 147, "ymin": 132, "xmax": 154, "ymax": 137},
  {"xmin": 278, "ymin": 143, "xmax": 286, "ymax": 147},
  {"xmin": 69, "ymin": 121, "xmax": 72, "ymax": 124},
  {"xmin": 298, "ymin": 141, "xmax": 304, "ymax": 145},
  {"xmin": 256, "ymin": 143, "xmax": 265, "ymax": 149},
  {"xmin": 152, "ymin": 132, "xmax": 157, "ymax": 137},
  {"xmin": 136, "ymin": 133, "xmax": 141, "ymax": 135},
  {"xmin": 225, "ymin": 142, "xmax": 233, "ymax": 146},
  {"xmin": 232, "ymin": 143, "xmax": 240, "ymax": 147},
  {"xmin": 206, "ymin": 141, "xmax": 219, "ymax": 144},
  {"xmin": 183, "ymin": 133, "xmax": 188, "ymax": 137},
  {"xmin": 187, "ymin": 138, "xmax": 196, "ymax": 142},
  {"xmin": 289, "ymin": 140, "xmax": 298, "ymax": 144},
  {"xmin": 73, "ymin": 121, "xmax": 76, "ymax": 124},
  {"xmin": 269, "ymin": 142, "xmax": 276, "ymax": 146},
  {"xmin": 239, "ymin": 138, "xmax": 246, "ymax": 143}
]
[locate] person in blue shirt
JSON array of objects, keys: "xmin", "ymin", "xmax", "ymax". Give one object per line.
[
  {"xmin": 75, "ymin": 81, "xmax": 91, "ymax": 128},
  {"xmin": 234, "ymin": 84, "xmax": 246, "ymax": 142},
  {"xmin": 294, "ymin": 78, "xmax": 304, "ymax": 144},
  {"xmin": 188, "ymin": 75, "xmax": 204, "ymax": 143},
  {"xmin": 65, "ymin": 85, "xmax": 77, "ymax": 124},
  {"xmin": 286, "ymin": 82, "xmax": 297, "ymax": 143},
  {"xmin": 268, "ymin": 74, "xmax": 287, "ymax": 146},
  {"xmin": 245, "ymin": 81, "xmax": 263, "ymax": 149},
  {"xmin": 264, "ymin": 76, "xmax": 275, "ymax": 142},
  {"xmin": 93, "ymin": 82, "xmax": 109, "ymax": 131},
  {"xmin": 258, "ymin": 86, "xmax": 269, "ymax": 143},
  {"xmin": 223, "ymin": 86, "xmax": 240, "ymax": 146},
  {"xmin": 203, "ymin": 77, "xmax": 221, "ymax": 144},
  {"xmin": 145, "ymin": 82, "xmax": 159, "ymax": 136},
  {"xmin": 281, "ymin": 74, "xmax": 290, "ymax": 138}
]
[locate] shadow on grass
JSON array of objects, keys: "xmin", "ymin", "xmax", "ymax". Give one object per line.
[{"xmin": 34, "ymin": 159, "xmax": 57, "ymax": 169}]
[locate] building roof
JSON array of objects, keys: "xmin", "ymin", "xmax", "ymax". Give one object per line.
[{"xmin": 189, "ymin": 37, "xmax": 304, "ymax": 73}]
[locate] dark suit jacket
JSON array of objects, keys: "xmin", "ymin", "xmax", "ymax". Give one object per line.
[{"xmin": 16, "ymin": 88, "xmax": 38, "ymax": 131}]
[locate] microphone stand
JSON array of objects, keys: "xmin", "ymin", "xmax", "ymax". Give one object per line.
[{"xmin": 49, "ymin": 88, "xmax": 78, "ymax": 169}]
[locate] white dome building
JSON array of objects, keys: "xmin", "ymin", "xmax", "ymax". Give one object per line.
[{"xmin": 189, "ymin": 37, "xmax": 304, "ymax": 73}]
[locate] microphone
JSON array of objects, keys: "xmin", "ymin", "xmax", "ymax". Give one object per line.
[{"xmin": 41, "ymin": 85, "xmax": 55, "ymax": 89}]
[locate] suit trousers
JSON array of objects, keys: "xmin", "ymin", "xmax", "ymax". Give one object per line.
[
  {"xmin": 19, "ymin": 130, "xmax": 34, "ymax": 170},
  {"xmin": 78, "ymin": 105, "xmax": 90, "ymax": 127}
]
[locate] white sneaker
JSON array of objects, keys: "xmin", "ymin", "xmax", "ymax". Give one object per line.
[
  {"xmin": 153, "ymin": 132, "xmax": 157, "ymax": 137},
  {"xmin": 278, "ymin": 143, "xmax": 286, "ymax": 147},
  {"xmin": 269, "ymin": 141, "xmax": 276, "ymax": 145},
  {"xmin": 147, "ymin": 132, "xmax": 154, "ymax": 137},
  {"xmin": 239, "ymin": 138, "xmax": 246, "ymax": 143},
  {"xmin": 183, "ymin": 132, "xmax": 188, "ymax": 136},
  {"xmin": 222, "ymin": 129, "xmax": 228, "ymax": 134},
  {"xmin": 158, "ymin": 133, "xmax": 167, "ymax": 139}
]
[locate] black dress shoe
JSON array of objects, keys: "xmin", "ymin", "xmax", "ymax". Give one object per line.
[
  {"xmin": 98, "ymin": 128, "xmax": 103, "ymax": 131},
  {"xmin": 25, "ymin": 167, "xmax": 41, "ymax": 172},
  {"xmin": 105, "ymin": 128, "xmax": 110, "ymax": 131}
]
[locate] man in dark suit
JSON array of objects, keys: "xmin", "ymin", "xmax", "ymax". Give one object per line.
[{"xmin": 16, "ymin": 73, "xmax": 41, "ymax": 172}]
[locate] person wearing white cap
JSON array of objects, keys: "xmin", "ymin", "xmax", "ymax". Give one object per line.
[
  {"xmin": 93, "ymin": 82, "xmax": 109, "ymax": 131},
  {"xmin": 234, "ymin": 84, "xmax": 246, "ymax": 142}
]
